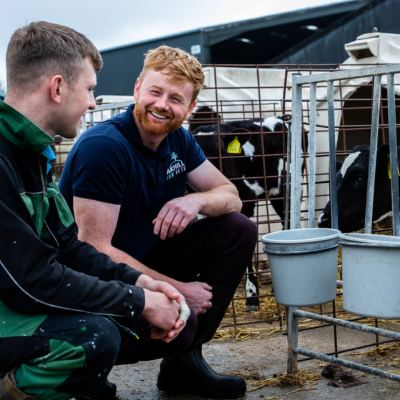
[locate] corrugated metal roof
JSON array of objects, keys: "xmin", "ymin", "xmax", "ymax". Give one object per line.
[
  {"xmin": 100, "ymin": 0, "xmax": 368, "ymax": 54},
  {"xmin": 273, "ymin": 0, "xmax": 396, "ymax": 64}
]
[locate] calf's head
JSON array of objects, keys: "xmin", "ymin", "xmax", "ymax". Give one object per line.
[{"xmin": 318, "ymin": 144, "xmax": 395, "ymax": 233}]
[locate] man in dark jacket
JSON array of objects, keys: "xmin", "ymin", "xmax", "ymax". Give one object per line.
[{"xmin": 0, "ymin": 21, "xmax": 197, "ymax": 400}]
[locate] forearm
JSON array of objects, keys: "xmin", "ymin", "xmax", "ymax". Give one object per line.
[
  {"xmin": 189, "ymin": 183, "xmax": 242, "ymax": 217},
  {"xmin": 89, "ymin": 240, "xmax": 186, "ymax": 291}
]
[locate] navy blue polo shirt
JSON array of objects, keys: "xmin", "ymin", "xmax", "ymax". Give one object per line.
[{"xmin": 59, "ymin": 104, "xmax": 206, "ymax": 260}]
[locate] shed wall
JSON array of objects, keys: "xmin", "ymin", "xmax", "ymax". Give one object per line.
[
  {"xmin": 96, "ymin": 31, "xmax": 203, "ymax": 96},
  {"xmin": 275, "ymin": 0, "xmax": 400, "ymax": 65}
]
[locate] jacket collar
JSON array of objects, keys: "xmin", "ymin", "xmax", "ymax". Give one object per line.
[{"xmin": 0, "ymin": 99, "xmax": 54, "ymax": 153}]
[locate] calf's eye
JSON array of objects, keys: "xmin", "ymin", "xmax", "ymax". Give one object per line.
[{"xmin": 355, "ymin": 176, "xmax": 366, "ymax": 185}]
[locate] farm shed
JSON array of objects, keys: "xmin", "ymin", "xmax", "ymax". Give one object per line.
[
  {"xmin": 53, "ymin": 30, "xmax": 400, "ymax": 236},
  {"xmin": 50, "ymin": 31, "xmax": 400, "ymax": 344},
  {"xmin": 94, "ymin": 0, "xmax": 370, "ymax": 97}
]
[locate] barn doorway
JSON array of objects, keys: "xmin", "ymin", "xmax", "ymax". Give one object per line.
[{"xmin": 336, "ymin": 84, "xmax": 400, "ymax": 161}]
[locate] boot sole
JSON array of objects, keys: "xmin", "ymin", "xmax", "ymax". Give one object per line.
[{"xmin": 157, "ymin": 375, "xmax": 246, "ymax": 399}]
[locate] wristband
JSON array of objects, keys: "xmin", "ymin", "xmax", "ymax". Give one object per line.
[{"xmin": 178, "ymin": 301, "xmax": 191, "ymax": 323}]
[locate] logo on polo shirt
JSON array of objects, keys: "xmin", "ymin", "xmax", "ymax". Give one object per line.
[{"xmin": 167, "ymin": 152, "xmax": 186, "ymax": 180}]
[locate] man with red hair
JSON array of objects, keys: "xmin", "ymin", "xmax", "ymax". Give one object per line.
[{"xmin": 60, "ymin": 45, "xmax": 257, "ymax": 398}]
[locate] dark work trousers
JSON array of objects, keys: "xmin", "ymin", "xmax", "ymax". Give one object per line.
[
  {"xmin": 140, "ymin": 212, "xmax": 258, "ymax": 292},
  {"xmin": 118, "ymin": 213, "xmax": 258, "ymax": 363},
  {"xmin": 0, "ymin": 311, "xmax": 197, "ymax": 400}
]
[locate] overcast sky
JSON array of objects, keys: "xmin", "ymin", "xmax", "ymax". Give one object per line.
[{"xmin": 0, "ymin": 0, "xmax": 355, "ymax": 88}]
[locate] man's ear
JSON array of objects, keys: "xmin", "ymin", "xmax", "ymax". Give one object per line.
[
  {"xmin": 186, "ymin": 101, "xmax": 197, "ymax": 120},
  {"xmin": 50, "ymin": 75, "xmax": 64, "ymax": 104},
  {"xmin": 133, "ymin": 78, "xmax": 140, "ymax": 100}
]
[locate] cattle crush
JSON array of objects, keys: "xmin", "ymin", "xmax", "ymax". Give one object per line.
[{"xmin": 51, "ymin": 62, "xmax": 400, "ymax": 361}]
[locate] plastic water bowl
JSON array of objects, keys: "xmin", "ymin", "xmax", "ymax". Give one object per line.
[
  {"xmin": 341, "ymin": 233, "xmax": 400, "ymax": 319},
  {"xmin": 262, "ymin": 228, "xmax": 340, "ymax": 307}
]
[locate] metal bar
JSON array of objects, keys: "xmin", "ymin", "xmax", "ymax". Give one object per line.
[
  {"xmin": 364, "ymin": 75, "xmax": 382, "ymax": 233},
  {"xmin": 294, "ymin": 309, "xmax": 400, "ymax": 341},
  {"xmin": 80, "ymin": 115, "xmax": 87, "ymax": 137},
  {"xmin": 213, "ymin": 65, "xmax": 223, "ymax": 174},
  {"xmin": 295, "ymin": 347, "xmax": 400, "ymax": 382},
  {"xmin": 333, "ymin": 300, "xmax": 338, "ymax": 358},
  {"xmin": 91, "ymin": 100, "xmax": 134, "ymax": 112},
  {"xmin": 89, "ymin": 112, "xmax": 94, "ymax": 128},
  {"xmin": 256, "ymin": 65, "xmax": 273, "ymax": 234},
  {"xmin": 284, "ymin": 123, "xmax": 292, "ymax": 230},
  {"xmin": 290, "ymin": 74, "xmax": 303, "ymax": 229},
  {"xmin": 308, "ymin": 83, "xmax": 317, "ymax": 228},
  {"xmin": 327, "ymin": 80, "xmax": 338, "ymax": 230},
  {"xmin": 294, "ymin": 64, "xmax": 400, "ymax": 85},
  {"xmin": 387, "ymin": 73, "xmax": 400, "ymax": 236},
  {"xmin": 298, "ymin": 339, "xmax": 398, "ymax": 362},
  {"xmin": 282, "ymin": 316, "xmax": 373, "ymax": 334},
  {"xmin": 286, "ymin": 307, "xmax": 298, "ymax": 374}
]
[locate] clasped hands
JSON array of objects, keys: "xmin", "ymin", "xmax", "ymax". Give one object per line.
[
  {"xmin": 138, "ymin": 277, "xmax": 213, "ymax": 343},
  {"xmin": 139, "ymin": 279, "xmax": 188, "ymax": 343}
]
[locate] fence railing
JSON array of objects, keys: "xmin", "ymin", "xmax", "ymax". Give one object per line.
[
  {"xmin": 291, "ymin": 63, "xmax": 400, "ymax": 234},
  {"xmin": 288, "ymin": 63, "xmax": 400, "ymax": 381}
]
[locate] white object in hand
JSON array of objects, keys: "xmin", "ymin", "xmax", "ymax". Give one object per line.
[{"xmin": 178, "ymin": 301, "xmax": 190, "ymax": 323}]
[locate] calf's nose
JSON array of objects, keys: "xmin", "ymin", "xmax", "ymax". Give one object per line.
[{"xmin": 317, "ymin": 212, "xmax": 331, "ymax": 228}]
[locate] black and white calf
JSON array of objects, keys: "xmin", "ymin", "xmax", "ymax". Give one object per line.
[
  {"xmin": 191, "ymin": 115, "xmax": 303, "ymax": 311},
  {"xmin": 192, "ymin": 115, "xmax": 294, "ymax": 220},
  {"xmin": 318, "ymin": 144, "xmax": 399, "ymax": 233}
]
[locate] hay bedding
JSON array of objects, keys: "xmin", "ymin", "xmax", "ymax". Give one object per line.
[{"xmin": 230, "ymin": 362, "xmax": 325, "ymax": 397}]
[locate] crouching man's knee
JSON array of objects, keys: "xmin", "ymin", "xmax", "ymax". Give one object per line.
[
  {"xmin": 222, "ymin": 212, "xmax": 258, "ymax": 252},
  {"xmin": 6, "ymin": 315, "xmax": 121, "ymax": 400}
]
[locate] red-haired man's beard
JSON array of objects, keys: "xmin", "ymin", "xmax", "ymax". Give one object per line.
[{"xmin": 134, "ymin": 102, "xmax": 185, "ymax": 136}]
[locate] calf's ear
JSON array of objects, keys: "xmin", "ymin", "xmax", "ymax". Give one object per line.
[
  {"xmin": 377, "ymin": 144, "xmax": 390, "ymax": 173},
  {"xmin": 226, "ymin": 128, "xmax": 252, "ymax": 145},
  {"xmin": 282, "ymin": 114, "xmax": 292, "ymax": 122},
  {"xmin": 336, "ymin": 160, "xmax": 343, "ymax": 173}
]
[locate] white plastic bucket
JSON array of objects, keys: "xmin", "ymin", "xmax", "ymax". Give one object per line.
[
  {"xmin": 262, "ymin": 228, "xmax": 340, "ymax": 307},
  {"xmin": 341, "ymin": 233, "xmax": 400, "ymax": 319}
]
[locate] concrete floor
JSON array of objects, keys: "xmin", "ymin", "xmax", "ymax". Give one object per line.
[{"xmin": 110, "ymin": 321, "xmax": 400, "ymax": 400}]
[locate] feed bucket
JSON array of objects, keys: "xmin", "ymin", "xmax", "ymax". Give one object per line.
[
  {"xmin": 340, "ymin": 233, "xmax": 400, "ymax": 319},
  {"xmin": 262, "ymin": 228, "xmax": 340, "ymax": 307}
]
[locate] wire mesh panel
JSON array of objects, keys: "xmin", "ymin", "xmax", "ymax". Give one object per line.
[{"xmin": 52, "ymin": 63, "xmax": 400, "ymax": 334}]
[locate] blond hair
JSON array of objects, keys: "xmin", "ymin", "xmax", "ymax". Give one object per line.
[
  {"xmin": 139, "ymin": 46, "xmax": 204, "ymax": 104},
  {"xmin": 6, "ymin": 21, "xmax": 103, "ymax": 95}
]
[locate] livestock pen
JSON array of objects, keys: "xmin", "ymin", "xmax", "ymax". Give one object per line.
[{"xmin": 52, "ymin": 57, "xmax": 400, "ymax": 359}]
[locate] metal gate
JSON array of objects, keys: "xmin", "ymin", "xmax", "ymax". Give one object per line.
[{"xmin": 287, "ymin": 63, "xmax": 400, "ymax": 381}]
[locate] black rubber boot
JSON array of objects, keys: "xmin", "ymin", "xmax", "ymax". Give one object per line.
[{"xmin": 157, "ymin": 286, "xmax": 246, "ymax": 398}]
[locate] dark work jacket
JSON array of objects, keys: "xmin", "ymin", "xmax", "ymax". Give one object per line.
[{"xmin": 0, "ymin": 98, "xmax": 145, "ymax": 338}]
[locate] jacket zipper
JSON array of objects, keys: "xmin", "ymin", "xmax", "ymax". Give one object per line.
[{"xmin": 38, "ymin": 158, "xmax": 45, "ymax": 221}]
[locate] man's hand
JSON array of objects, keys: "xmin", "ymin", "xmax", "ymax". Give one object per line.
[
  {"xmin": 153, "ymin": 195, "xmax": 204, "ymax": 240},
  {"xmin": 176, "ymin": 281, "xmax": 213, "ymax": 315},
  {"xmin": 142, "ymin": 289, "xmax": 181, "ymax": 339},
  {"xmin": 141, "ymin": 279, "xmax": 188, "ymax": 342},
  {"xmin": 142, "ymin": 280, "xmax": 186, "ymax": 304}
]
